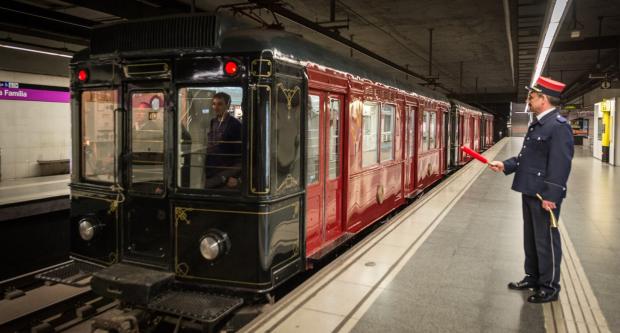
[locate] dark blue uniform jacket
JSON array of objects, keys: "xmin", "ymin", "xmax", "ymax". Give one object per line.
[{"xmin": 503, "ymin": 109, "xmax": 574, "ymax": 203}]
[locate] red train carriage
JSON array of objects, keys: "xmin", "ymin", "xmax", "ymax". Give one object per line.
[
  {"xmin": 303, "ymin": 65, "xmax": 449, "ymax": 257},
  {"xmin": 482, "ymin": 112, "xmax": 495, "ymax": 149},
  {"xmin": 453, "ymin": 102, "xmax": 483, "ymax": 165}
]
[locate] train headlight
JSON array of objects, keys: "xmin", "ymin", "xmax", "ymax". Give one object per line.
[
  {"xmin": 78, "ymin": 218, "xmax": 98, "ymax": 241},
  {"xmin": 199, "ymin": 230, "xmax": 230, "ymax": 261}
]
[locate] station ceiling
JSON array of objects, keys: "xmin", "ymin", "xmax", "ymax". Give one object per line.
[{"xmin": 1, "ymin": 0, "xmax": 619, "ymax": 117}]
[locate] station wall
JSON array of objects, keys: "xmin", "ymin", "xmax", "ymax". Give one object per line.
[
  {"xmin": 0, "ymin": 70, "xmax": 70, "ymax": 180},
  {"xmin": 580, "ymin": 87, "xmax": 620, "ymax": 166},
  {"xmin": 509, "ymin": 102, "xmax": 530, "ymax": 137}
]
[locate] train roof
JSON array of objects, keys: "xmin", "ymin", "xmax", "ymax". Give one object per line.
[
  {"xmin": 219, "ymin": 28, "xmax": 450, "ymax": 103},
  {"xmin": 82, "ymin": 13, "xmax": 449, "ymax": 104},
  {"xmin": 450, "ymin": 99, "xmax": 483, "ymax": 113}
]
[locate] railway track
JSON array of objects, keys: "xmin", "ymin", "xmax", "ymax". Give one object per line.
[{"xmin": 0, "ymin": 267, "xmax": 115, "ymax": 333}]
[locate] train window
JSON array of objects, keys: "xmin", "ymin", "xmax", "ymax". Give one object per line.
[
  {"xmin": 328, "ymin": 98, "xmax": 340, "ymax": 179},
  {"xmin": 454, "ymin": 113, "xmax": 459, "ymax": 146},
  {"xmin": 81, "ymin": 90, "xmax": 118, "ymax": 183},
  {"xmin": 380, "ymin": 104, "xmax": 395, "ymax": 161},
  {"xmin": 177, "ymin": 87, "xmax": 243, "ymax": 190},
  {"xmin": 429, "ymin": 112, "xmax": 437, "ymax": 149},
  {"xmin": 362, "ymin": 102, "xmax": 379, "ymax": 167},
  {"xmin": 306, "ymin": 95, "xmax": 320, "ymax": 184},
  {"xmin": 130, "ymin": 91, "xmax": 165, "ymax": 193},
  {"xmin": 422, "ymin": 111, "xmax": 430, "ymax": 152},
  {"xmin": 407, "ymin": 107, "xmax": 415, "ymax": 158}
]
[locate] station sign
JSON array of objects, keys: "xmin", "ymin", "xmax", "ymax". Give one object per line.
[{"xmin": 0, "ymin": 82, "xmax": 69, "ymax": 103}]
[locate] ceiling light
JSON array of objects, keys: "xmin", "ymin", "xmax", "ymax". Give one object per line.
[
  {"xmin": 530, "ymin": 0, "xmax": 570, "ymax": 87},
  {"xmin": 570, "ymin": 29, "xmax": 581, "ymax": 39},
  {"xmin": 0, "ymin": 43, "xmax": 73, "ymax": 58}
]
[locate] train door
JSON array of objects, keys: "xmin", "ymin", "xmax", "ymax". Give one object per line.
[
  {"xmin": 469, "ymin": 115, "xmax": 475, "ymax": 150},
  {"xmin": 477, "ymin": 115, "xmax": 486, "ymax": 151},
  {"xmin": 441, "ymin": 108, "xmax": 448, "ymax": 173},
  {"xmin": 404, "ymin": 105, "xmax": 416, "ymax": 195},
  {"xmin": 443, "ymin": 106, "xmax": 451, "ymax": 171},
  {"xmin": 458, "ymin": 113, "xmax": 466, "ymax": 162},
  {"xmin": 122, "ymin": 83, "xmax": 170, "ymax": 267},
  {"xmin": 450, "ymin": 107, "xmax": 459, "ymax": 168},
  {"xmin": 474, "ymin": 116, "xmax": 482, "ymax": 152},
  {"xmin": 324, "ymin": 95, "xmax": 344, "ymax": 242},
  {"xmin": 305, "ymin": 91, "xmax": 344, "ymax": 257}
]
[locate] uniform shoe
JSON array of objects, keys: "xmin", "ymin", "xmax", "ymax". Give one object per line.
[
  {"xmin": 527, "ymin": 289, "xmax": 559, "ymax": 303},
  {"xmin": 507, "ymin": 279, "xmax": 538, "ymax": 291}
]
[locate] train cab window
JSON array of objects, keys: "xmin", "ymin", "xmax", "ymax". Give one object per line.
[
  {"xmin": 130, "ymin": 92, "xmax": 165, "ymax": 193},
  {"xmin": 362, "ymin": 102, "xmax": 379, "ymax": 167},
  {"xmin": 306, "ymin": 95, "xmax": 320, "ymax": 184},
  {"xmin": 81, "ymin": 90, "xmax": 118, "ymax": 183},
  {"xmin": 380, "ymin": 104, "xmax": 395, "ymax": 161},
  {"xmin": 429, "ymin": 112, "xmax": 437, "ymax": 149},
  {"xmin": 328, "ymin": 98, "xmax": 340, "ymax": 179},
  {"xmin": 177, "ymin": 87, "xmax": 243, "ymax": 190}
]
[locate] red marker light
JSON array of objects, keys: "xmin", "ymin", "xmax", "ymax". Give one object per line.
[
  {"xmin": 224, "ymin": 61, "xmax": 238, "ymax": 76},
  {"xmin": 78, "ymin": 69, "xmax": 88, "ymax": 82}
]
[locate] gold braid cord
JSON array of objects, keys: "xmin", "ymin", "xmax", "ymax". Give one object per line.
[{"xmin": 535, "ymin": 193, "xmax": 558, "ymax": 228}]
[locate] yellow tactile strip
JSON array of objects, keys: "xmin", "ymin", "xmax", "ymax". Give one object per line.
[{"xmin": 543, "ymin": 223, "xmax": 611, "ymax": 333}]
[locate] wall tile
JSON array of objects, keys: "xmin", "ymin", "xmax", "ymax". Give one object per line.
[
  {"xmin": 1, "ymin": 162, "xmax": 17, "ymax": 180},
  {"xmin": 16, "ymin": 148, "xmax": 29, "ymax": 162},
  {"xmin": 27, "ymin": 162, "xmax": 38, "ymax": 177},
  {"xmin": 2, "ymin": 147, "xmax": 16, "ymax": 164},
  {"xmin": 15, "ymin": 162, "xmax": 29, "ymax": 178}
]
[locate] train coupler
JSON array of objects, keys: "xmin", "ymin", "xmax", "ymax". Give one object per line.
[
  {"xmin": 35, "ymin": 259, "xmax": 103, "ymax": 287},
  {"xmin": 147, "ymin": 288, "xmax": 243, "ymax": 324},
  {"xmin": 91, "ymin": 308, "xmax": 145, "ymax": 333}
]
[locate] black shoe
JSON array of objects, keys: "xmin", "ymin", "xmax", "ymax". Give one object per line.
[
  {"xmin": 527, "ymin": 289, "xmax": 559, "ymax": 303},
  {"xmin": 507, "ymin": 279, "xmax": 538, "ymax": 291}
]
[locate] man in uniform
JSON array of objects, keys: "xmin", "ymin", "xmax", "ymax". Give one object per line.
[{"xmin": 488, "ymin": 76, "xmax": 574, "ymax": 303}]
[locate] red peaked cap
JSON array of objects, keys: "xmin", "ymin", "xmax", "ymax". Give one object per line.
[{"xmin": 526, "ymin": 76, "xmax": 566, "ymax": 98}]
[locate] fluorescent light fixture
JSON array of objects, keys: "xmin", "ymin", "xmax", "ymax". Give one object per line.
[
  {"xmin": 570, "ymin": 29, "xmax": 581, "ymax": 39},
  {"xmin": 550, "ymin": 0, "xmax": 567, "ymax": 23},
  {"xmin": 0, "ymin": 43, "xmax": 73, "ymax": 58},
  {"xmin": 530, "ymin": 0, "xmax": 570, "ymax": 87}
]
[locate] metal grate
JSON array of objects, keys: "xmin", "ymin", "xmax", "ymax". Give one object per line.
[
  {"xmin": 36, "ymin": 260, "xmax": 103, "ymax": 287},
  {"xmin": 91, "ymin": 15, "xmax": 217, "ymax": 54},
  {"xmin": 148, "ymin": 289, "xmax": 243, "ymax": 323}
]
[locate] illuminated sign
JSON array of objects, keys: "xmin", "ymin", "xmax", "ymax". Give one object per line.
[{"xmin": 0, "ymin": 82, "xmax": 69, "ymax": 103}]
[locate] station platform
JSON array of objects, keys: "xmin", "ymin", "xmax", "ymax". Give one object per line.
[
  {"xmin": 242, "ymin": 138, "xmax": 619, "ymax": 333},
  {"xmin": 0, "ymin": 174, "xmax": 69, "ymax": 221},
  {"xmin": 0, "ymin": 174, "xmax": 69, "ymax": 206}
]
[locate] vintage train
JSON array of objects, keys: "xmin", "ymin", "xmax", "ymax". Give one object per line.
[{"xmin": 38, "ymin": 13, "xmax": 494, "ymax": 329}]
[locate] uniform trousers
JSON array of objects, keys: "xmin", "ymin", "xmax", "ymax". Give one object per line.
[{"xmin": 521, "ymin": 194, "xmax": 562, "ymax": 293}]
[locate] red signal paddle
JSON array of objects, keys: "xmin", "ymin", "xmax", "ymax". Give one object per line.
[{"xmin": 460, "ymin": 146, "xmax": 490, "ymax": 165}]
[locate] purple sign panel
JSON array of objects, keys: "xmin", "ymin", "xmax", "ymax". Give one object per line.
[{"xmin": 0, "ymin": 82, "xmax": 69, "ymax": 103}]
